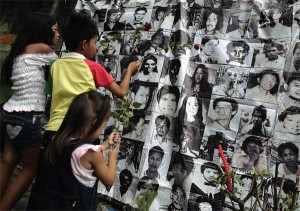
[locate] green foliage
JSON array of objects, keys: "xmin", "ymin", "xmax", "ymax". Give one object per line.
[
  {"xmin": 136, "ymin": 190, "xmax": 158, "ymax": 211},
  {"xmin": 99, "ymin": 33, "xmax": 123, "ymax": 48},
  {"xmin": 111, "ymin": 96, "xmax": 142, "ymax": 131},
  {"xmin": 164, "ymin": 41, "xmax": 193, "ymax": 55}
]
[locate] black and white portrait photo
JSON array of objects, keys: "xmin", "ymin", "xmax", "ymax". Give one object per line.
[
  {"xmin": 167, "ymin": 151, "xmax": 195, "ymax": 193},
  {"xmin": 160, "ymin": 57, "xmax": 188, "ymax": 87},
  {"xmin": 191, "ymin": 36, "xmax": 219, "ymax": 64},
  {"xmin": 113, "ymin": 169, "xmax": 135, "ymax": 204},
  {"xmin": 245, "ymin": 68, "xmax": 281, "ymax": 104},
  {"xmin": 154, "ymin": 84, "xmax": 181, "ymax": 117},
  {"xmin": 117, "ymin": 138, "xmax": 144, "ymax": 175},
  {"xmin": 151, "ymin": 114, "xmax": 175, "ymax": 151},
  {"xmin": 150, "ymin": 6, "xmax": 169, "ymax": 31},
  {"xmin": 212, "ymin": 65, "xmax": 249, "ymax": 99},
  {"xmin": 134, "ymin": 55, "xmax": 164, "ymax": 83},
  {"xmin": 134, "ymin": 176, "xmax": 160, "ymax": 210},
  {"xmin": 142, "ymin": 145, "xmax": 167, "ymax": 179},
  {"xmin": 271, "ymin": 141, "xmax": 300, "ymax": 181},
  {"xmin": 239, "ymin": 104, "xmax": 275, "ymax": 138},
  {"xmin": 285, "ymin": 41, "xmax": 300, "ymax": 72},
  {"xmin": 187, "ymin": 162, "xmax": 223, "ymax": 211},
  {"xmin": 225, "ymin": 11, "xmax": 255, "ymax": 39},
  {"xmin": 218, "ymin": 40, "xmax": 253, "ymax": 67},
  {"xmin": 172, "ymin": 3, "xmax": 194, "ymax": 33},
  {"xmin": 182, "ymin": 63, "xmax": 216, "ymax": 100},
  {"xmin": 99, "ymin": 32, "xmax": 122, "ymax": 55},
  {"xmin": 253, "ymin": 42, "xmax": 286, "ymax": 69},
  {"xmin": 257, "ymin": 3, "xmax": 292, "ymax": 39},
  {"xmin": 278, "ymin": 72, "xmax": 300, "ymax": 110},
  {"xmin": 130, "ymin": 30, "xmax": 169, "ymax": 56},
  {"xmin": 195, "ymin": 8, "xmax": 224, "ymax": 36},
  {"xmin": 129, "ymin": 82, "xmax": 156, "ymax": 111},
  {"xmin": 103, "ymin": 8, "xmax": 126, "ymax": 31},
  {"xmin": 200, "ymin": 128, "xmax": 236, "ymax": 164},
  {"xmin": 292, "ymin": 7, "xmax": 300, "ymax": 39},
  {"xmin": 274, "ymin": 106, "xmax": 300, "ymax": 141},
  {"xmin": 117, "ymin": 55, "xmax": 140, "ymax": 81},
  {"xmin": 168, "ymin": 30, "xmax": 192, "ymax": 58},
  {"xmin": 96, "ymin": 55, "xmax": 119, "ymax": 78},
  {"xmin": 175, "ymin": 95, "xmax": 205, "ymax": 158},
  {"xmin": 232, "ymin": 135, "xmax": 268, "ymax": 172},
  {"xmin": 122, "ymin": 110, "xmax": 149, "ymax": 141},
  {"xmin": 206, "ymin": 97, "xmax": 239, "ymax": 132},
  {"xmin": 118, "ymin": 7, "xmax": 152, "ymax": 30}
]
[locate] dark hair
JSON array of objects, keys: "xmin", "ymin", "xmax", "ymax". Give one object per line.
[
  {"xmin": 263, "ymin": 42, "xmax": 284, "ymax": 54},
  {"xmin": 283, "ymin": 72, "xmax": 300, "ymax": 85},
  {"xmin": 120, "ymin": 56, "xmax": 139, "ymax": 73},
  {"xmin": 293, "ymin": 42, "xmax": 300, "ymax": 55},
  {"xmin": 157, "ymin": 85, "xmax": 180, "ymax": 105},
  {"xmin": 154, "ymin": 7, "xmax": 167, "ymax": 21},
  {"xmin": 177, "ymin": 95, "xmax": 203, "ymax": 124},
  {"xmin": 120, "ymin": 169, "xmax": 133, "ymax": 183},
  {"xmin": 107, "ymin": 8, "xmax": 121, "ymax": 19},
  {"xmin": 278, "ymin": 106, "xmax": 300, "ymax": 122},
  {"xmin": 171, "ymin": 184, "xmax": 186, "ymax": 198},
  {"xmin": 151, "ymin": 30, "xmax": 165, "ymax": 48},
  {"xmin": 122, "ymin": 110, "xmax": 146, "ymax": 135},
  {"xmin": 191, "ymin": 64, "xmax": 211, "ymax": 97},
  {"xmin": 201, "ymin": 162, "xmax": 222, "ymax": 174},
  {"xmin": 135, "ymin": 7, "xmax": 147, "ymax": 14},
  {"xmin": 213, "ymin": 97, "xmax": 238, "ymax": 113},
  {"xmin": 140, "ymin": 55, "xmax": 158, "ymax": 73},
  {"xmin": 201, "ymin": 36, "xmax": 219, "ymax": 46},
  {"xmin": 277, "ymin": 142, "xmax": 299, "ymax": 158},
  {"xmin": 172, "ymin": 152, "xmax": 194, "ymax": 175},
  {"xmin": 257, "ymin": 69, "xmax": 280, "ymax": 95},
  {"xmin": 204, "ymin": 10, "xmax": 222, "ymax": 31},
  {"xmin": 252, "ymin": 105, "xmax": 267, "ymax": 122},
  {"xmin": 155, "ymin": 115, "xmax": 171, "ymax": 130},
  {"xmin": 173, "ymin": 3, "xmax": 191, "ymax": 27},
  {"xmin": 130, "ymin": 83, "xmax": 154, "ymax": 111},
  {"xmin": 46, "ymin": 90, "xmax": 111, "ymax": 164},
  {"xmin": 168, "ymin": 59, "xmax": 181, "ymax": 75},
  {"xmin": 241, "ymin": 136, "xmax": 264, "ymax": 155},
  {"xmin": 2, "ymin": 12, "xmax": 56, "ymax": 85},
  {"xmin": 171, "ymin": 30, "xmax": 190, "ymax": 43},
  {"xmin": 137, "ymin": 176, "xmax": 159, "ymax": 191},
  {"xmin": 93, "ymin": 10, "xmax": 102, "ymax": 22},
  {"xmin": 226, "ymin": 40, "xmax": 250, "ymax": 54},
  {"xmin": 149, "ymin": 145, "xmax": 164, "ymax": 159},
  {"xmin": 62, "ymin": 12, "xmax": 99, "ymax": 51}
]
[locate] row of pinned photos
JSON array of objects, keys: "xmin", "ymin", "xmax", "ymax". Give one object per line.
[
  {"xmin": 96, "ymin": 30, "xmax": 300, "ymax": 73},
  {"xmin": 78, "ymin": 0, "xmax": 300, "ymax": 41}
]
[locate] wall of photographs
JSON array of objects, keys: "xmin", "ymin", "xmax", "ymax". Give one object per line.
[{"xmin": 75, "ymin": 0, "xmax": 300, "ymax": 210}]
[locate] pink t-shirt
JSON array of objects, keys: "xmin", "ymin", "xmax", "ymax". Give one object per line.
[{"xmin": 71, "ymin": 144, "xmax": 104, "ymax": 187}]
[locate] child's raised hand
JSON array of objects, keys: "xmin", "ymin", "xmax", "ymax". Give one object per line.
[
  {"xmin": 108, "ymin": 143, "xmax": 119, "ymax": 160},
  {"xmin": 108, "ymin": 131, "xmax": 120, "ymax": 146},
  {"xmin": 127, "ymin": 61, "xmax": 141, "ymax": 75}
]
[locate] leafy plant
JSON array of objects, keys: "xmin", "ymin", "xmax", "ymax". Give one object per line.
[
  {"xmin": 164, "ymin": 41, "xmax": 193, "ymax": 56},
  {"xmin": 99, "ymin": 33, "xmax": 123, "ymax": 48},
  {"xmin": 212, "ymin": 162, "xmax": 299, "ymax": 211},
  {"xmin": 110, "ymin": 96, "xmax": 142, "ymax": 132}
]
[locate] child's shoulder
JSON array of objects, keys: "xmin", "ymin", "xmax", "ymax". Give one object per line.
[{"xmin": 25, "ymin": 43, "xmax": 53, "ymax": 54}]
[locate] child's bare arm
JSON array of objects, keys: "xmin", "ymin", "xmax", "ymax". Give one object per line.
[
  {"xmin": 90, "ymin": 144, "xmax": 119, "ymax": 186},
  {"xmin": 101, "ymin": 132, "xmax": 120, "ymax": 150},
  {"xmin": 107, "ymin": 61, "xmax": 141, "ymax": 97}
]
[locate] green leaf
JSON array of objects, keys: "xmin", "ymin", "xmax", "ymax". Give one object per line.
[{"xmin": 133, "ymin": 102, "xmax": 143, "ymax": 108}]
